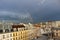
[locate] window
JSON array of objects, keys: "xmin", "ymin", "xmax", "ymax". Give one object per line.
[{"xmin": 3, "ymin": 35, "xmax": 5, "ymax": 39}]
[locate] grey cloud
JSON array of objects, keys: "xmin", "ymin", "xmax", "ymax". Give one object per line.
[
  {"xmin": 0, "ymin": 11, "xmax": 32, "ymax": 19},
  {"xmin": 0, "ymin": 0, "xmax": 60, "ymax": 23}
]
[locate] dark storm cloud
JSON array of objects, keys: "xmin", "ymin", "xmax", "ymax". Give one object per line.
[{"xmin": 0, "ymin": 0, "xmax": 60, "ymax": 23}]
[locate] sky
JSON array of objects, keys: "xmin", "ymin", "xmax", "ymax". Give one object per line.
[{"xmin": 0, "ymin": 0, "xmax": 60, "ymax": 23}]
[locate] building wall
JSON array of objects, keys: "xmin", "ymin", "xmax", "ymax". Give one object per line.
[
  {"xmin": 0, "ymin": 30, "xmax": 35, "ymax": 40},
  {"xmin": 56, "ymin": 21, "xmax": 60, "ymax": 27}
]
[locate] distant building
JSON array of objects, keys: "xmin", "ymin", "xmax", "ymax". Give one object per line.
[{"xmin": 0, "ymin": 22, "xmax": 13, "ymax": 32}]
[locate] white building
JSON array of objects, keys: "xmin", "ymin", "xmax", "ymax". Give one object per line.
[{"xmin": 0, "ymin": 22, "xmax": 13, "ymax": 32}]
